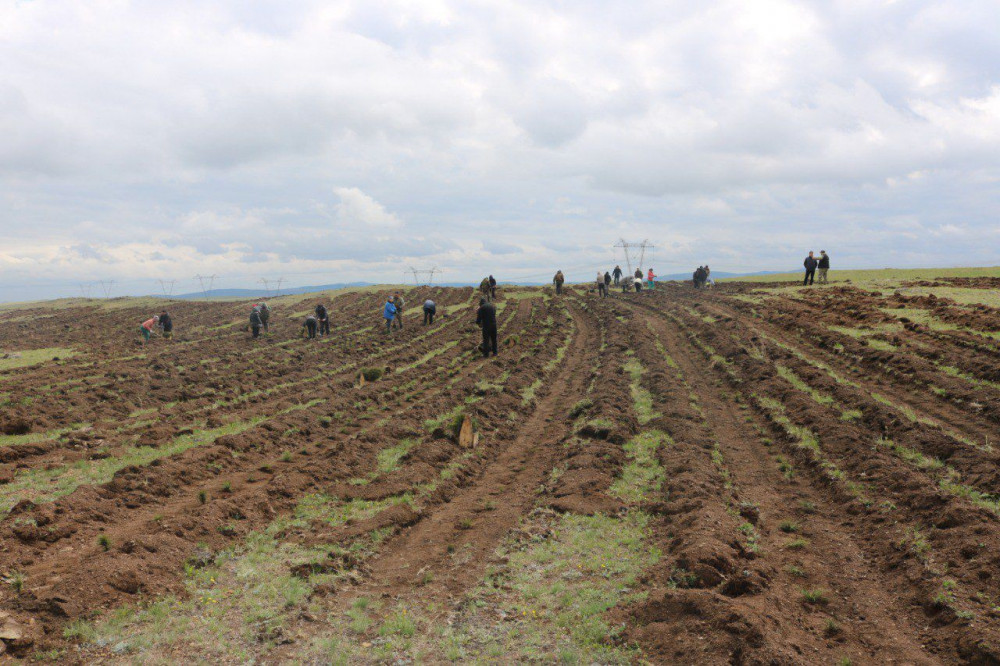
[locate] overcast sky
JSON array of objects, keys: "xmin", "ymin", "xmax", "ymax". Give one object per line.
[{"xmin": 1, "ymin": 0, "xmax": 999, "ymax": 299}]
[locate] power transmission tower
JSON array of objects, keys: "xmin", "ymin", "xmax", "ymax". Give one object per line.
[
  {"xmin": 78, "ymin": 283, "xmax": 92, "ymax": 299},
  {"xmin": 408, "ymin": 266, "xmax": 439, "ymax": 285},
  {"xmin": 258, "ymin": 278, "xmax": 272, "ymax": 298},
  {"xmin": 194, "ymin": 274, "xmax": 217, "ymax": 299},
  {"xmin": 273, "ymin": 277, "xmax": 285, "ymax": 296},
  {"xmin": 97, "ymin": 280, "xmax": 116, "ymax": 299},
  {"xmin": 613, "ymin": 239, "xmax": 656, "ymax": 277},
  {"xmin": 158, "ymin": 279, "xmax": 176, "ymax": 297}
]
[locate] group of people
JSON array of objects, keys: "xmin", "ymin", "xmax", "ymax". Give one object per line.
[
  {"xmin": 803, "ymin": 251, "xmax": 831, "ymax": 285},
  {"xmin": 479, "ymin": 275, "xmax": 498, "ymax": 301},
  {"xmin": 301, "ymin": 303, "xmax": 331, "ymax": 338},
  {"xmin": 692, "ymin": 265, "xmax": 714, "ymax": 288},
  {"xmin": 558, "ymin": 266, "xmax": 659, "ymax": 297},
  {"xmin": 138, "ymin": 311, "xmax": 172, "ymax": 344}
]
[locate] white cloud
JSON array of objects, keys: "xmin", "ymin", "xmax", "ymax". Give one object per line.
[
  {"xmin": 332, "ymin": 187, "xmax": 402, "ymax": 228},
  {"xmin": 1, "ymin": 0, "xmax": 999, "ymax": 300}
]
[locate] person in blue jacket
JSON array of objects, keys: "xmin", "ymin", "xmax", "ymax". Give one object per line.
[{"xmin": 383, "ymin": 297, "xmax": 397, "ymax": 334}]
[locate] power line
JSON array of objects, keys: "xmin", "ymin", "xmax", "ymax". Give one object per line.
[
  {"xmin": 408, "ymin": 266, "xmax": 439, "ymax": 285},
  {"xmin": 97, "ymin": 279, "xmax": 116, "ymax": 299},
  {"xmin": 613, "ymin": 239, "xmax": 656, "ymax": 277},
  {"xmin": 157, "ymin": 279, "xmax": 176, "ymax": 297},
  {"xmin": 194, "ymin": 274, "xmax": 217, "ymax": 299}
]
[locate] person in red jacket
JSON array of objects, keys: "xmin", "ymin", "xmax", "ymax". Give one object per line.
[
  {"xmin": 646, "ymin": 268, "xmax": 657, "ymax": 290},
  {"xmin": 138, "ymin": 315, "xmax": 159, "ymax": 345}
]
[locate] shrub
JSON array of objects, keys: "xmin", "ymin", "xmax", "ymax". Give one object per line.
[
  {"xmin": 361, "ymin": 368, "xmax": 383, "ymax": 382},
  {"xmin": 98, "ymin": 534, "xmax": 111, "ymax": 551}
]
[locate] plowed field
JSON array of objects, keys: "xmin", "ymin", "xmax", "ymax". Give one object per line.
[{"xmin": 1, "ymin": 279, "xmax": 999, "ymax": 664}]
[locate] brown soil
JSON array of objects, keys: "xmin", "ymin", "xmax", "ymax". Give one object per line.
[{"xmin": 1, "ymin": 280, "xmax": 1000, "ymax": 664}]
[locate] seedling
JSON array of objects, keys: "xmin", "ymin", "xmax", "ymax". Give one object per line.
[
  {"xmin": 7, "ymin": 571, "xmax": 26, "ymax": 593},
  {"xmin": 98, "ymin": 534, "xmax": 111, "ymax": 551},
  {"xmin": 221, "ymin": 481, "xmax": 232, "ymax": 493},
  {"xmin": 280, "ymin": 451, "xmax": 292, "ymax": 463},
  {"xmin": 801, "ymin": 588, "xmax": 828, "ymax": 604},
  {"xmin": 784, "ymin": 538, "xmax": 810, "ymax": 550},
  {"xmin": 779, "ymin": 521, "xmax": 799, "ymax": 533},
  {"xmin": 198, "ymin": 490, "xmax": 207, "ymax": 504}
]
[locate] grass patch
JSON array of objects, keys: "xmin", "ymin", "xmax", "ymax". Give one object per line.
[
  {"xmin": 610, "ymin": 430, "xmax": 671, "ymax": 503},
  {"xmin": 624, "ymin": 358, "xmax": 661, "ymax": 425},
  {"xmin": 0, "ymin": 347, "xmax": 77, "ymax": 370},
  {"xmin": 377, "ymin": 438, "xmax": 419, "ymax": 474}
]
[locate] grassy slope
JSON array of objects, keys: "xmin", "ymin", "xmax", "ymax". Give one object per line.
[{"xmin": 724, "ymin": 266, "xmax": 1000, "ymax": 284}]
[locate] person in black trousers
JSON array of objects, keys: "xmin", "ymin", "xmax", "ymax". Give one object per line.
[
  {"xmin": 315, "ymin": 304, "xmax": 330, "ymax": 335},
  {"xmin": 488, "ymin": 275, "xmax": 497, "ymax": 300},
  {"xmin": 423, "ymin": 299, "xmax": 436, "ymax": 325},
  {"xmin": 475, "ymin": 298, "xmax": 498, "ymax": 357},
  {"xmin": 803, "ymin": 251, "xmax": 817, "ymax": 286},
  {"xmin": 303, "ymin": 315, "xmax": 318, "ymax": 339}
]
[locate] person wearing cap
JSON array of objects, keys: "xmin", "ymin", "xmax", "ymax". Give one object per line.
[
  {"xmin": 817, "ymin": 251, "xmax": 830, "ymax": 284},
  {"xmin": 249, "ymin": 307, "xmax": 263, "ymax": 338},
  {"xmin": 139, "ymin": 315, "xmax": 159, "ymax": 345},
  {"xmin": 383, "ymin": 297, "xmax": 397, "ymax": 334},
  {"xmin": 475, "ymin": 297, "xmax": 498, "ymax": 357}
]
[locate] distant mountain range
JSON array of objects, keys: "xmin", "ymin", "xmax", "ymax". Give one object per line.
[{"xmin": 173, "ymin": 271, "xmax": 784, "ymax": 299}]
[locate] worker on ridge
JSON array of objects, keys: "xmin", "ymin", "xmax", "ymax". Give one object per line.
[
  {"xmin": 596, "ymin": 272, "xmax": 607, "ymax": 298},
  {"xmin": 302, "ymin": 314, "xmax": 318, "ymax": 339},
  {"xmin": 553, "ymin": 270, "xmax": 565, "ymax": 294},
  {"xmin": 479, "ymin": 277, "xmax": 492, "ymax": 302},
  {"xmin": 647, "ymin": 267, "xmax": 657, "ymax": 290},
  {"xmin": 392, "ymin": 293, "xmax": 405, "ymax": 329},
  {"xmin": 315, "ymin": 303, "xmax": 330, "ymax": 336},
  {"xmin": 489, "ymin": 275, "xmax": 497, "ymax": 300},
  {"xmin": 157, "ymin": 311, "xmax": 173, "ymax": 339},
  {"xmin": 612, "ymin": 265, "xmax": 623, "ymax": 286},
  {"xmin": 476, "ymin": 297, "xmax": 498, "ymax": 358},
  {"xmin": 249, "ymin": 307, "xmax": 263, "ymax": 338},
  {"xmin": 382, "ymin": 297, "xmax": 397, "ymax": 334},
  {"xmin": 423, "ymin": 298, "xmax": 437, "ymax": 325},
  {"xmin": 803, "ymin": 251, "xmax": 817, "ymax": 286},
  {"xmin": 604, "ymin": 271, "xmax": 612, "ymax": 293},
  {"xmin": 252, "ymin": 302, "xmax": 271, "ymax": 334},
  {"xmin": 139, "ymin": 315, "xmax": 159, "ymax": 345},
  {"xmin": 634, "ymin": 267, "xmax": 643, "ymax": 282},
  {"xmin": 818, "ymin": 251, "xmax": 831, "ymax": 284}
]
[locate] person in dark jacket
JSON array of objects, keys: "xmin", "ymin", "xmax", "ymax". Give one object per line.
[
  {"xmin": 817, "ymin": 251, "xmax": 830, "ymax": 284},
  {"xmin": 488, "ymin": 275, "xmax": 497, "ymax": 300},
  {"xmin": 604, "ymin": 271, "xmax": 611, "ymax": 289},
  {"xmin": 803, "ymin": 252, "xmax": 817, "ymax": 286},
  {"xmin": 303, "ymin": 315, "xmax": 318, "ymax": 339},
  {"xmin": 256, "ymin": 303, "xmax": 271, "ymax": 333},
  {"xmin": 249, "ymin": 308, "xmax": 263, "ymax": 338},
  {"xmin": 315, "ymin": 304, "xmax": 330, "ymax": 335},
  {"xmin": 612, "ymin": 265, "xmax": 623, "ymax": 285},
  {"xmin": 475, "ymin": 297, "xmax": 498, "ymax": 357},
  {"xmin": 392, "ymin": 294, "xmax": 405, "ymax": 329},
  {"xmin": 480, "ymin": 277, "xmax": 492, "ymax": 301},
  {"xmin": 158, "ymin": 311, "xmax": 173, "ymax": 339},
  {"xmin": 553, "ymin": 271, "xmax": 564, "ymax": 294},
  {"xmin": 634, "ymin": 268, "xmax": 642, "ymax": 281},
  {"xmin": 423, "ymin": 299, "xmax": 437, "ymax": 325}
]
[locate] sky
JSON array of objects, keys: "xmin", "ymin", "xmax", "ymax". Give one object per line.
[{"xmin": 1, "ymin": 0, "xmax": 999, "ymax": 300}]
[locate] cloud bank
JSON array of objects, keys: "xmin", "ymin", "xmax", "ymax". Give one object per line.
[{"xmin": 1, "ymin": 0, "xmax": 998, "ymax": 299}]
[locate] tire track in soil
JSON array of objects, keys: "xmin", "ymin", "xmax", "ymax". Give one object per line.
[
  {"xmin": 289, "ymin": 297, "xmax": 601, "ymax": 641},
  {"xmin": 620, "ymin": 296, "xmax": 939, "ymax": 665}
]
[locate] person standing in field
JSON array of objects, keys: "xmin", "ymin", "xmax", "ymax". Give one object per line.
[
  {"xmin": 612, "ymin": 265, "xmax": 623, "ymax": 286},
  {"xmin": 157, "ymin": 311, "xmax": 173, "ymax": 339},
  {"xmin": 488, "ymin": 275, "xmax": 497, "ymax": 300},
  {"xmin": 315, "ymin": 303, "xmax": 330, "ymax": 336},
  {"xmin": 803, "ymin": 251, "xmax": 818, "ymax": 286},
  {"xmin": 553, "ymin": 270, "xmax": 565, "ymax": 294},
  {"xmin": 423, "ymin": 298, "xmax": 437, "ymax": 325},
  {"xmin": 139, "ymin": 315, "xmax": 158, "ymax": 345},
  {"xmin": 634, "ymin": 267, "xmax": 643, "ymax": 283},
  {"xmin": 249, "ymin": 307, "xmax": 263, "ymax": 338},
  {"xmin": 480, "ymin": 277, "xmax": 492, "ymax": 301},
  {"xmin": 647, "ymin": 267, "xmax": 657, "ymax": 290},
  {"xmin": 257, "ymin": 303, "xmax": 271, "ymax": 333},
  {"xmin": 476, "ymin": 297, "xmax": 498, "ymax": 358},
  {"xmin": 303, "ymin": 315, "xmax": 318, "ymax": 339},
  {"xmin": 382, "ymin": 298, "xmax": 397, "ymax": 334},
  {"xmin": 818, "ymin": 251, "xmax": 830, "ymax": 284},
  {"xmin": 604, "ymin": 271, "xmax": 612, "ymax": 292},
  {"xmin": 392, "ymin": 293, "xmax": 405, "ymax": 329},
  {"xmin": 596, "ymin": 272, "xmax": 607, "ymax": 298}
]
